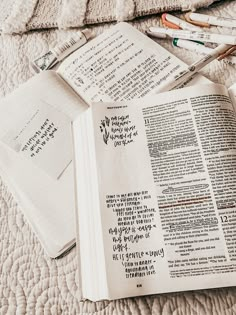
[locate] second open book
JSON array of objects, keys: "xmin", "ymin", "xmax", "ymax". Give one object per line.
[{"xmin": 74, "ymin": 82, "xmax": 236, "ymax": 301}]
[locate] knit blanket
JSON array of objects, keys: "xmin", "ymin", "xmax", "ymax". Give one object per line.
[{"xmin": 0, "ymin": 0, "xmax": 219, "ymax": 34}]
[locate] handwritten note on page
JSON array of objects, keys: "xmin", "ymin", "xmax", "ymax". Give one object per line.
[{"xmin": 1, "ymin": 100, "xmax": 72, "ymax": 180}]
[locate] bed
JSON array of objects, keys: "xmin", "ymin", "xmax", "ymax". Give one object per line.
[{"xmin": 1, "ymin": 0, "xmax": 236, "ymax": 313}]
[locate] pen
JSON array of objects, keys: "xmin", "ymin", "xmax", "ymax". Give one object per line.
[
  {"xmin": 31, "ymin": 29, "xmax": 92, "ymax": 72},
  {"xmin": 173, "ymin": 38, "xmax": 236, "ymax": 66},
  {"xmin": 155, "ymin": 44, "xmax": 235, "ymax": 93},
  {"xmin": 162, "ymin": 13, "xmax": 202, "ymax": 31},
  {"xmin": 186, "ymin": 12, "xmax": 236, "ymax": 28},
  {"xmin": 147, "ymin": 27, "xmax": 236, "ymax": 45}
]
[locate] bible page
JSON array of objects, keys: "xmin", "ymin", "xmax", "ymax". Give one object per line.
[
  {"xmin": 77, "ymin": 83, "xmax": 236, "ymax": 300},
  {"xmin": 57, "ymin": 22, "xmax": 208, "ymax": 105}
]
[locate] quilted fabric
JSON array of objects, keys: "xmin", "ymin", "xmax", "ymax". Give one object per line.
[
  {"xmin": 0, "ymin": 0, "xmax": 220, "ymax": 34},
  {"xmin": 1, "ymin": 0, "xmax": 236, "ymax": 314}
]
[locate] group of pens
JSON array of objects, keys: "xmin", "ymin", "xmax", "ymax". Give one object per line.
[{"xmin": 147, "ymin": 12, "xmax": 236, "ymax": 67}]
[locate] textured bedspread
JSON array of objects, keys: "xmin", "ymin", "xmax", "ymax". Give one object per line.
[{"xmin": 1, "ymin": 1, "xmax": 236, "ymax": 314}]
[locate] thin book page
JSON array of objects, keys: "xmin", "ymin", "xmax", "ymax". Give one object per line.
[
  {"xmin": 77, "ymin": 83, "xmax": 236, "ymax": 300},
  {"xmin": 57, "ymin": 22, "xmax": 208, "ymax": 106},
  {"xmin": 228, "ymin": 82, "xmax": 236, "ymax": 110}
]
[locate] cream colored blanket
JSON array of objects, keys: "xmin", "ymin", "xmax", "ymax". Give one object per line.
[
  {"xmin": 0, "ymin": 0, "xmax": 218, "ymax": 33},
  {"xmin": 1, "ymin": 0, "xmax": 236, "ymax": 314}
]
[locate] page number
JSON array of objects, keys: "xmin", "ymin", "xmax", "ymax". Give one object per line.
[{"xmin": 137, "ymin": 284, "xmax": 142, "ymax": 288}]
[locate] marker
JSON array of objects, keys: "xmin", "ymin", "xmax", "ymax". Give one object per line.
[
  {"xmin": 162, "ymin": 13, "xmax": 201, "ymax": 31},
  {"xmin": 147, "ymin": 27, "xmax": 236, "ymax": 45},
  {"xmin": 186, "ymin": 12, "xmax": 236, "ymax": 28},
  {"xmin": 173, "ymin": 38, "xmax": 212, "ymax": 54},
  {"xmin": 173, "ymin": 38, "xmax": 236, "ymax": 66},
  {"xmin": 161, "ymin": 13, "xmax": 180, "ymax": 29},
  {"xmin": 31, "ymin": 29, "xmax": 92, "ymax": 72},
  {"xmin": 155, "ymin": 44, "xmax": 235, "ymax": 93}
]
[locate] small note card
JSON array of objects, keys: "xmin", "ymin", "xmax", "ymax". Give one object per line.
[{"xmin": 2, "ymin": 100, "xmax": 72, "ymax": 180}]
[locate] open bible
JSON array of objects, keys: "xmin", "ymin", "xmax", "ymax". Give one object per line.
[
  {"xmin": 73, "ymin": 82, "xmax": 236, "ymax": 301},
  {"xmin": 0, "ymin": 22, "xmax": 207, "ymax": 258}
]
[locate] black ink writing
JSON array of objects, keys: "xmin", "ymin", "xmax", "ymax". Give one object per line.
[
  {"xmin": 100, "ymin": 115, "xmax": 138, "ymax": 147},
  {"xmin": 21, "ymin": 119, "xmax": 58, "ymax": 157},
  {"xmin": 106, "ymin": 191, "xmax": 164, "ymax": 279}
]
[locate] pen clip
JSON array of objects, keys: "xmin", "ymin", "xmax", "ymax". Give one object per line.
[
  {"xmin": 185, "ymin": 12, "xmax": 210, "ymax": 28},
  {"xmin": 161, "ymin": 13, "xmax": 181, "ymax": 29},
  {"xmin": 218, "ymin": 45, "xmax": 236, "ymax": 60}
]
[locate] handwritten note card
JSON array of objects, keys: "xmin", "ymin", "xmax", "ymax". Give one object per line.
[{"xmin": 2, "ymin": 100, "xmax": 72, "ymax": 180}]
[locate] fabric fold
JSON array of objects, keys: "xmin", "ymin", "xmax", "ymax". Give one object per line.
[
  {"xmin": 2, "ymin": 0, "xmax": 39, "ymax": 34},
  {"xmin": 116, "ymin": 0, "xmax": 136, "ymax": 22},
  {"xmin": 58, "ymin": 0, "xmax": 89, "ymax": 28},
  {"xmin": 0, "ymin": 0, "xmax": 221, "ymax": 34}
]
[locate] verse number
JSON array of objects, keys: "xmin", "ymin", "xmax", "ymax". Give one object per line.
[{"xmin": 220, "ymin": 215, "xmax": 228, "ymax": 223}]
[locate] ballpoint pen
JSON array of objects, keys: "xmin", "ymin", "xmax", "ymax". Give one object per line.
[
  {"xmin": 155, "ymin": 44, "xmax": 236, "ymax": 93},
  {"xmin": 172, "ymin": 38, "xmax": 236, "ymax": 66}
]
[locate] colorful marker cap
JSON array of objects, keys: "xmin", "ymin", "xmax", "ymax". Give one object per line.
[{"xmin": 173, "ymin": 38, "xmax": 179, "ymax": 47}]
